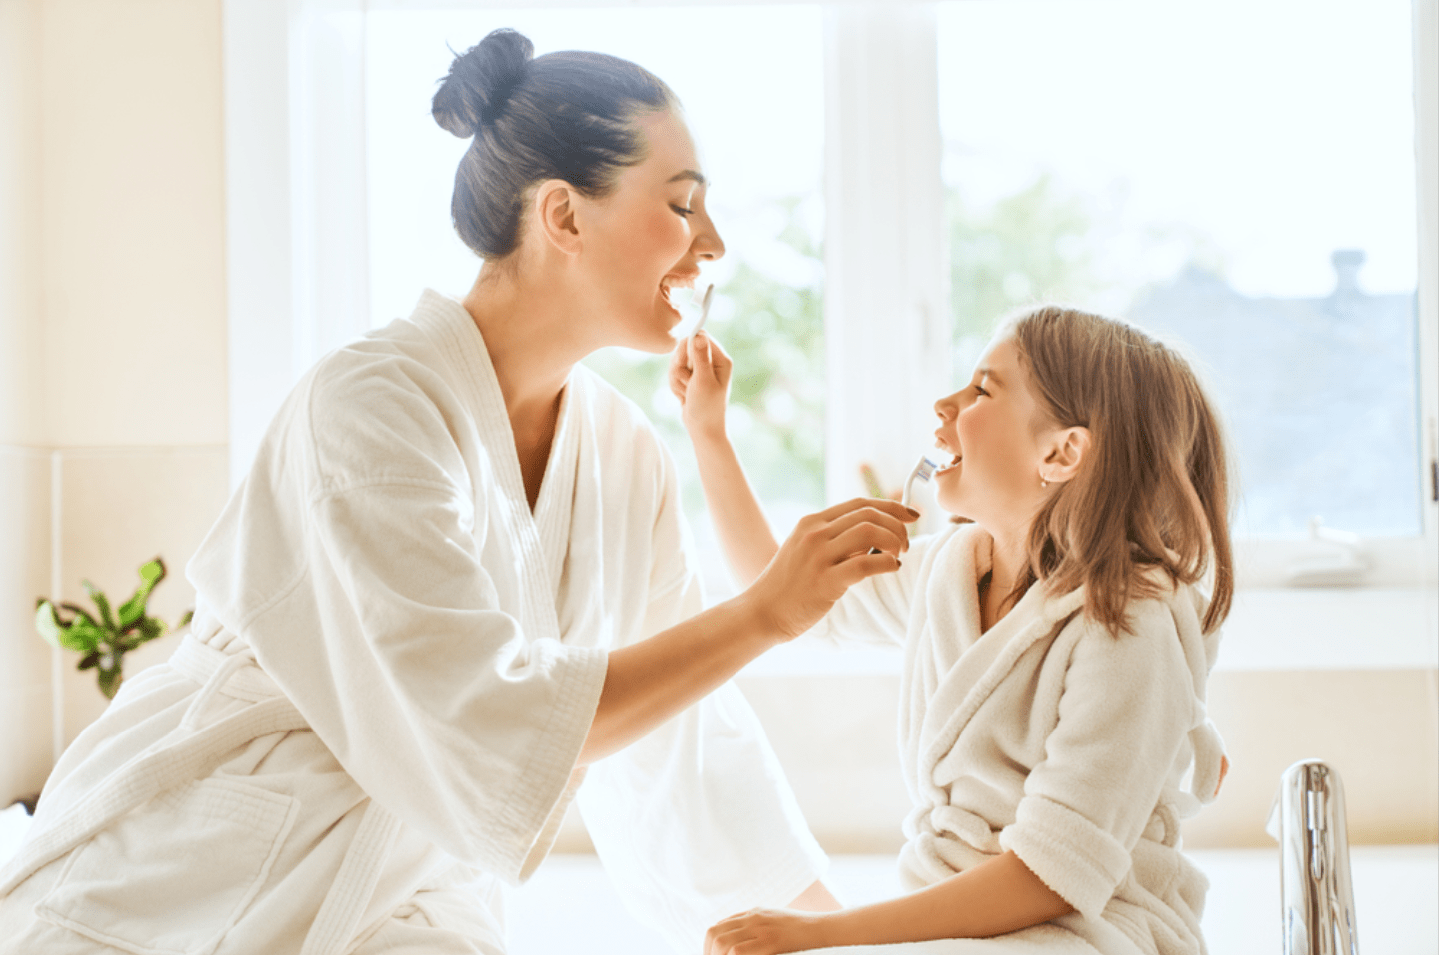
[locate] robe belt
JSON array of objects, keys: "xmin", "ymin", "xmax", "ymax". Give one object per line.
[
  {"xmin": 301, "ymin": 798, "xmax": 403, "ymax": 954},
  {"xmin": 2, "ymin": 638, "xmax": 403, "ymax": 953},
  {"xmin": 0, "ymin": 691, "xmax": 309, "ymax": 898},
  {"xmin": 166, "ymin": 634, "xmax": 407, "ymax": 954}
]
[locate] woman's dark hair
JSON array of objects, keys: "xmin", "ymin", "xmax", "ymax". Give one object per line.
[{"xmin": 432, "ymin": 29, "xmax": 678, "ymax": 260}]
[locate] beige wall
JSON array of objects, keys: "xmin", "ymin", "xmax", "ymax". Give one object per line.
[{"xmin": 0, "ymin": 0, "xmax": 230, "ymax": 804}]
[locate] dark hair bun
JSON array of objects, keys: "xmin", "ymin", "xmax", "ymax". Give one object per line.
[{"xmin": 433, "ymin": 28, "xmax": 534, "ymax": 138}]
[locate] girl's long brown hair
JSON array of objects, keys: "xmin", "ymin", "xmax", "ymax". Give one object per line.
[{"xmin": 1010, "ymin": 306, "xmax": 1234, "ymax": 636}]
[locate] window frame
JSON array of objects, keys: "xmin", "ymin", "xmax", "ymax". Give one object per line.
[{"xmin": 223, "ymin": 0, "xmax": 1439, "ymax": 602}]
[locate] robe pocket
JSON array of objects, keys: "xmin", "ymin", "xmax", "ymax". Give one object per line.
[{"xmin": 35, "ymin": 777, "xmax": 299, "ymax": 955}]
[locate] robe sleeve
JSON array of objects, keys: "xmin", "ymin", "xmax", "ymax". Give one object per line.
[
  {"xmin": 802, "ymin": 527, "xmax": 951, "ymax": 648},
  {"xmin": 575, "ymin": 446, "xmax": 827, "ymax": 952},
  {"xmin": 999, "ymin": 600, "xmax": 1197, "ymax": 920},
  {"xmin": 211, "ymin": 361, "xmax": 609, "ymax": 886}
]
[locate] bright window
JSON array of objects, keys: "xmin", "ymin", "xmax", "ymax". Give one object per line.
[
  {"xmin": 937, "ymin": 0, "xmax": 1421, "ymax": 538},
  {"xmin": 226, "ymin": 0, "xmax": 1436, "ymax": 599}
]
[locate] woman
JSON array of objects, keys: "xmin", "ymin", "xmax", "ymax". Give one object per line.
[{"xmin": 0, "ymin": 29, "xmax": 912, "ymax": 954}]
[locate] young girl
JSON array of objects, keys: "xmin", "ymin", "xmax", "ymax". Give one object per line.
[{"xmin": 671, "ymin": 305, "xmax": 1232, "ymax": 955}]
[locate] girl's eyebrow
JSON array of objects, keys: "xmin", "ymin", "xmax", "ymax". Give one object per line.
[
  {"xmin": 979, "ymin": 367, "xmax": 1003, "ymax": 387},
  {"xmin": 667, "ymin": 169, "xmax": 707, "ymax": 186}
]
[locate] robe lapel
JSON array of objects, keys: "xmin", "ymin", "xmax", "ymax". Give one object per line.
[
  {"xmin": 551, "ymin": 371, "xmax": 613, "ymax": 650},
  {"xmin": 904, "ymin": 527, "xmax": 1086, "ymax": 803},
  {"xmin": 421, "ymin": 295, "xmax": 567, "ymax": 648},
  {"xmin": 532, "ymin": 380, "xmax": 579, "ymax": 604}
]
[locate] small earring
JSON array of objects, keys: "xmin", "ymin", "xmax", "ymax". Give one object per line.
[{"xmin": 1040, "ymin": 477, "xmax": 1050, "ymax": 489}]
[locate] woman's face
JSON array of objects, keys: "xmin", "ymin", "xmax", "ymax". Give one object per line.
[
  {"xmin": 577, "ymin": 109, "xmax": 724, "ymax": 353},
  {"xmin": 931, "ymin": 336, "xmax": 1056, "ymax": 536}
]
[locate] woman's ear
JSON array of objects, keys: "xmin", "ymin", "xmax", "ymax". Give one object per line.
[
  {"xmin": 533, "ymin": 180, "xmax": 582, "ymax": 256},
  {"xmin": 1040, "ymin": 426, "xmax": 1091, "ymax": 485}
]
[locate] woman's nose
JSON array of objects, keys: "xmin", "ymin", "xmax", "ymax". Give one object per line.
[
  {"xmin": 693, "ymin": 208, "xmax": 725, "ymax": 262},
  {"xmin": 934, "ymin": 390, "xmax": 960, "ymax": 421}
]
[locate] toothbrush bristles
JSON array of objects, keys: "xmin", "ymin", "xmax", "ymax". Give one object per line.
[{"xmin": 901, "ymin": 453, "xmax": 943, "ymax": 509}]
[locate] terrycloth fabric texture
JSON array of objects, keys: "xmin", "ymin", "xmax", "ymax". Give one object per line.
[
  {"xmin": 813, "ymin": 523, "xmax": 1226, "ymax": 955},
  {"xmin": 0, "ymin": 291, "xmax": 824, "ymax": 954}
]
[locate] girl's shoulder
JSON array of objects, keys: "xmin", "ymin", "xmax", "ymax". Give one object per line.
[{"xmin": 1051, "ymin": 575, "xmax": 1218, "ymax": 683}]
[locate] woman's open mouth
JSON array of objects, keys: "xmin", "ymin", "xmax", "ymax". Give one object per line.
[{"xmin": 660, "ymin": 275, "xmax": 695, "ymax": 314}]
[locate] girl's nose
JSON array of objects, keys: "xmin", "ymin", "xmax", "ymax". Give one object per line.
[
  {"xmin": 693, "ymin": 207, "xmax": 725, "ymax": 262},
  {"xmin": 934, "ymin": 390, "xmax": 961, "ymax": 421}
]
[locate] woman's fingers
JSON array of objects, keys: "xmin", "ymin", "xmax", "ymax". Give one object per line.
[
  {"xmin": 818, "ymin": 504, "xmax": 911, "ymax": 554},
  {"xmin": 828, "ymin": 522, "xmax": 905, "ymax": 563},
  {"xmin": 812, "ymin": 496, "xmax": 918, "ymax": 533}
]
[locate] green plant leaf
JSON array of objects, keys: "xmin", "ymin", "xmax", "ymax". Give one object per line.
[
  {"xmin": 97, "ymin": 667, "xmax": 122, "ymax": 700},
  {"xmin": 77, "ymin": 651, "xmax": 101, "ymax": 670},
  {"xmin": 34, "ymin": 601, "xmax": 65, "ymax": 649},
  {"xmin": 37, "ymin": 601, "xmax": 103, "ymax": 654},
  {"xmin": 122, "ymin": 617, "xmax": 167, "ymax": 650},
  {"xmin": 59, "ymin": 603, "xmax": 97, "ymax": 628},
  {"xmin": 117, "ymin": 558, "xmax": 166, "ymax": 628},
  {"xmin": 64, "ymin": 618, "xmax": 106, "ymax": 654},
  {"xmin": 82, "ymin": 580, "xmax": 118, "ymax": 632}
]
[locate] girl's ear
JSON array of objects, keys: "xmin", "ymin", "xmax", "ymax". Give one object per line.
[
  {"xmin": 1040, "ymin": 426, "xmax": 1091, "ymax": 485},
  {"xmin": 533, "ymin": 179, "xmax": 582, "ymax": 256}
]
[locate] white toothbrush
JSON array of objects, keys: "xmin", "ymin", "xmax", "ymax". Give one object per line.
[
  {"xmin": 689, "ymin": 283, "xmax": 714, "ymax": 343},
  {"xmin": 872, "ymin": 451, "xmax": 944, "ymax": 552},
  {"xmin": 901, "ymin": 452, "xmax": 944, "ymax": 509},
  {"xmin": 685, "ymin": 283, "xmax": 715, "ymax": 369}
]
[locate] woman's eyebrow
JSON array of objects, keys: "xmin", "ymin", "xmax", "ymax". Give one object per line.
[
  {"xmin": 979, "ymin": 367, "xmax": 1003, "ymax": 386},
  {"xmin": 667, "ymin": 169, "xmax": 707, "ymax": 186}
]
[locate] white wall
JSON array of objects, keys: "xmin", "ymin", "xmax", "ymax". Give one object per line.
[{"xmin": 0, "ymin": 0, "xmax": 231, "ymax": 804}]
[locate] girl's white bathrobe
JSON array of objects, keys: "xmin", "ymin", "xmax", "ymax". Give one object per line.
[
  {"xmin": 0, "ymin": 291, "xmax": 825, "ymax": 954},
  {"xmin": 812, "ymin": 523, "xmax": 1225, "ymax": 955}
]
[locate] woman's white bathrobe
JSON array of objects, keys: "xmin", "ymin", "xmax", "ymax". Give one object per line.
[
  {"xmin": 812, "ymin": 523, "xmax": 1225, "ymax": 955},
  {"xmin": 0, "ymin": 291, "xmax": 825, "ymax": 954}
]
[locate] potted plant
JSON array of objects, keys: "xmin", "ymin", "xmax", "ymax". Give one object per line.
[{"xmin": 34, "ymin": 557, "xmax": 192, "ymax": 699}]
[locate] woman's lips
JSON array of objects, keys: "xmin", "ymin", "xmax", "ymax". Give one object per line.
[{"xmin": 660, "ymin": 275, "xmax": 696, "ymax": 314}]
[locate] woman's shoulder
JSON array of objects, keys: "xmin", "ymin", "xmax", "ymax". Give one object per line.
[{"xmin": 570, "ymin": 364, "xmax": 670, "ymax": 460}]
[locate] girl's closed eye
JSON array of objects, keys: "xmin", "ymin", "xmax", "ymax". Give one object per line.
[
  {"xmin": 974, "ymin": 383, "xmax": 990, "ymax": 398},
  {"xmin": 671, "ymin": 203, "xmax": 695, "ymax": 218}
]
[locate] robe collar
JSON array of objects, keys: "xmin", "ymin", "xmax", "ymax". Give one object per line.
[
  {"xmin": 408, "ymin": 290, "xmax": 586, "ymax": 648},
  {"xmin": 901, "ymin": 525, "xmax": 1087, "ymax": 799}
]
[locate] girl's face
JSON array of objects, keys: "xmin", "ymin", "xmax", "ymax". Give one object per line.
[
  {"xmin": 931, "ymin": 336, "xmax": 1057, "ymax": 535},
  {"xmin": 576, "ymin": 109, "xmax": 724, "ymax": 353}
]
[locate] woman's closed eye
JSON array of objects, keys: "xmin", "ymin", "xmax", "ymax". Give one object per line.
[
  {"xmin": 973, "ymin": 384, "xmax": 990, "ymax": 398},
  {"xmin": 670, "ymin": 203, "xmax": 695, "ymax": 218}
]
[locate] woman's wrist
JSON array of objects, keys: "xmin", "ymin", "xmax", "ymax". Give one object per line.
[{"xmin": 723, "ymin": 587, "xmax": 792, "ymax": 647}]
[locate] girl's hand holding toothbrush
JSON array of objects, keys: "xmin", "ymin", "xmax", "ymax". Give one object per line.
[{"xmin": 668, "ymin": 331, "xmax": 732, "ymax": 442}]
